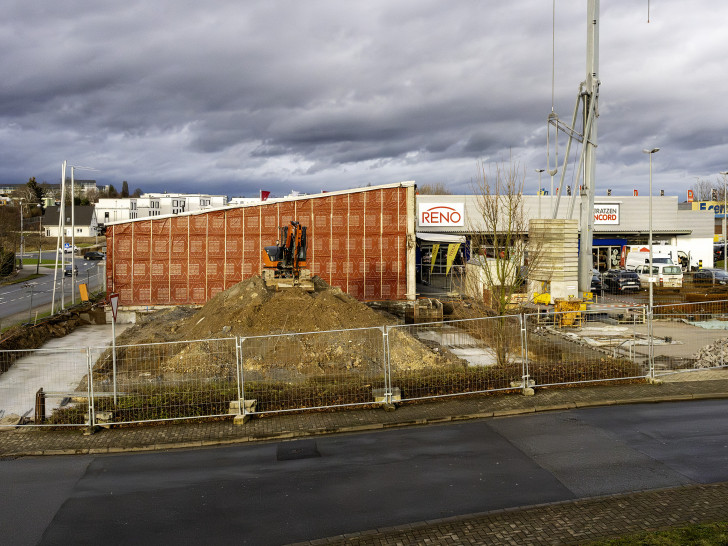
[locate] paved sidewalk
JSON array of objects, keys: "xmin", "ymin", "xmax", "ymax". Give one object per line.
[
  {"xmin": 2, "ymin": 376, "xmax": 728, "ymax": 457},
  {"xmin": 298, "ymin": 482, "xmax": 728, "ymax": 545},
  {"xmin": 2, "ymin": 375, "xmax": 727, "ymax": 545}
]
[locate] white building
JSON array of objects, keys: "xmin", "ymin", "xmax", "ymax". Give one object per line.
[
  {"xmin": 95, "ymin": 193, "xmax": 227, "ymax": 225},
  {"xmin": 415, "ymin": 193, "xmax": 715, "ymax": 288}
]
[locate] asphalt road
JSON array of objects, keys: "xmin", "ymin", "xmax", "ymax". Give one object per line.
[
  {"xmin": 2, "ymin": 399, "xmax": 727, "ymax": 545},
  {"xmin": 0, "ymin": 257, "xmax": 104, "ymax": 322}
]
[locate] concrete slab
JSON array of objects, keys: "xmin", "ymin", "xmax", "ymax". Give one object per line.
[{"xmin": 0, "ymin": 324, "xmax": 130, "ymax": 420}]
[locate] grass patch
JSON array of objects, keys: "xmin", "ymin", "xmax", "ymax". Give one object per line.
[
  {"xmin": 586, "ymin": 521, "xmax": 728, "ymax": 545},
  {"xmin": 0, "ymin": 273, "xmax": 45, "ymax": 286},
  {"xmin": 20, "ymin": 258, "xmax": 59, "ymax": 265}
]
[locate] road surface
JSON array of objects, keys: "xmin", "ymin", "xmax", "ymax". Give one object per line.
[{"xmin": 2, "ymin": 399, "xmax": 727, "ymax": 545}]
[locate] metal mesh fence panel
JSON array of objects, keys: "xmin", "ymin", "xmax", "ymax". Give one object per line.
[
  {"xmin": 85, "ymin": 337, "xmax": 239, "ymax": 425},
  {"xmin": 651, "ymin": 300, "xmax": 728, "ymax": 377},
  {"xmin": 241, "ymin": 327, "xmax": 387, "ymax": 414},
  {"xmin": 0, "ymin": 347, "xmax": 91, "ymax": 427},
  {"xmin": 386, "ymin": 316, "xmax": 525, "ymax": 402},
  {"xmin": 524, "ymin": 307, "xmax": 648, "ymax": 387}
]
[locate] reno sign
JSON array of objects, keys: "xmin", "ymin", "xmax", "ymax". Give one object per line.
[{"xmin": 419, "ymin": 202, "xmax": 465, "ymax": 227}]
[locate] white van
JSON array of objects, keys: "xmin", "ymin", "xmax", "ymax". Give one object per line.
[
  {"xmin": 625, "ymin": 251, "xmax": 673, "ymax": 271},
  {"xmin": 634, "ymin": 263, "xmax": 683, "ymax": 288}
]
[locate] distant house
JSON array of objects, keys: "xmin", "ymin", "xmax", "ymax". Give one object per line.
[{"xmin": 43, "ymin": 206, "xmax": 98, "ymax": 238}]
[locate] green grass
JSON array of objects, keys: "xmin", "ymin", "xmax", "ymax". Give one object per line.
[
  {"xmin": 19, "ymin": 258, "xmax": 59, "ymax": 265},
  {"xmin": 587, "ymin": 522, "xmax": 728, "ymax": 545},
  {"xmin": 0, "ymin": 273, "xmax": 45, "ymax": 286}
]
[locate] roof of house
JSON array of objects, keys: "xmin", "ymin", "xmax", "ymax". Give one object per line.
[{"xmin": 43, "ymin": 206, "xmax": 97, "ymax": 226}]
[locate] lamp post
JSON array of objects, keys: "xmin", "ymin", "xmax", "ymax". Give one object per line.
[
  {"xmin": 18, "ymin": 198, "xmax": 24, "ymax": 269},
  {"xmin": 721, "ymin": 171, "xmax": 728, "ymax": 271},
  {"xmin": 643, "ymin": 147, "xmax": 659, "ymax": 380},
  {"xmin": 535, "ymin": 169, "xmax": 545, "ymax": 218},
  {"xmin": 68, "ymin": 165, "xmax": 96, "ymax": 306}
]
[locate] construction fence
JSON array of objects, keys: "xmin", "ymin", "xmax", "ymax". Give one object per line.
[{"xmin": 2, "ymin": 302, "xmax": 728, "ymax": 428}]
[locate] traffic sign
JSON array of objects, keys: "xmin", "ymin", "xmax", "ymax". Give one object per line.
[{"xmin": 109, "ymin": 292, "xmax": 119, "ymax": 322}]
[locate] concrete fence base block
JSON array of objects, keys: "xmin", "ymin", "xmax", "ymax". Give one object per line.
[
  {"xmin": 233, "ymin": 414, "xmax": 251, "ymax": 425},
  {"xmin": 645, "ymin": 377, "xmax": 663, "ymax": 385},
  {"xmin": 229, "ymin": 399, "xmax": 257, "ymax": 413},
  {"xmin": 372, "ymin": 387, "xmax": 401, "ymax": 405},
  {"xmin": 522, "ymin": 387, "xmax": 536, "ymax": 396}
]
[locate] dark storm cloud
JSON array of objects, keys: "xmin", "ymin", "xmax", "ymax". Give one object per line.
[{"xmin": 0, "ymin": 1, "xmax": 726, "ymax": 197}]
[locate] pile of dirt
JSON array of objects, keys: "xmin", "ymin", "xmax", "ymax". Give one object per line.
[
  {"xmin": 105, "ymin": 276, "xmax": 464, "ymax": 379},
  {"xmin": 177, "ymin": 275, "xmax": 397, "ymax": 338}
]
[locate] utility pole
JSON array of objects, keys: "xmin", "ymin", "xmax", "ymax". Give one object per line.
[{"xmin": 579, "ymin": 0, "xmax": 599, "ymax": 292}]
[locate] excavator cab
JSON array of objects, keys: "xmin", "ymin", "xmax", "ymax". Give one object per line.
[{"xmin": 261, "ymin": 221, "xmax": 313, "ymax": 290}]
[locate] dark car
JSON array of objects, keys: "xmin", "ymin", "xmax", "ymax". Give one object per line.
[
  {"xmin": 602, "ymin": 269, "xmax": 640, "ymax": 293},
  {"xmin": 590, "ymin": 269, "xmax": 603, "ymax": 292},
  {"xmin": 64, "ymin": 265, "xmax": 78, "ymax": 277},
  {"xmin": 84, "ymin": 251, "xmax": 106, "ymax": 260},
  {"xmin": 693, "ymin": 268, "xmax": 728, "ymax": 285}
]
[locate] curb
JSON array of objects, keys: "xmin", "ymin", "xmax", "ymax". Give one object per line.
[{"xmin": 4, "ymin": 391, "xmax": 728, "ymax": 458}]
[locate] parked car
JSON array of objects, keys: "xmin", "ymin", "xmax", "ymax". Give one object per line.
[
  {"xmin": 602, "ymin": 269, "xmax": 641, "ymax": 293},
  {"xmin": 84, "ymin": 251, "xmax": 106, "ymax": 260},
  {"xmin": 693, "ymin": 268, "xmax": 728, "ymax": 285},
  {"xmin": 634, "ymin": 263, "xmax": 683, "ymax": 288},
  {"xmin": 590, "ymin": 269, "xmax": 603, "ymax": 292},
  {"xmin": 64, "ymin": 265, "xmax": 78, "ymax": 277}
]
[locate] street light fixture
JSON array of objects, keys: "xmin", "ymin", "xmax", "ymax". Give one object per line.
[
  {"xmin": 720, "ymin": 171, "xmax": 728, "ymax": 272},
  {"xmin": 535, "ymin": 169, "xmax": 545, "ymax": 218},
  {"xmin": 643, "ymin": 147, "xmax": 659, "ymax": 380}
]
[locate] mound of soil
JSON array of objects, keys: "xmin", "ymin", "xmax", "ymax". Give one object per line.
[{"xmin": 103, "ymin": 276, "xmax": 464, "ymax": 380}]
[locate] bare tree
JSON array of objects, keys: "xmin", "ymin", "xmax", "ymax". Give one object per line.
[
  {"xmin": 690, "ymin": 177, "xmax": 725, "ymax": 201},
  {"xmin": 418, "ymin": 182, "xmax": 453, "ymax": 195},
  {"xmin": 466, "ymin": 161, "xmax": 548, "ymax": 366},
  {"xmin": 468, "ymin": 162, "xmax": 531, "ymax": 313}
]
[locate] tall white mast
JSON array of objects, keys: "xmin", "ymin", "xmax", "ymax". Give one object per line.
[{"xmin": 579, "ymin": 0, "xmax": 599, "ymax": 292}]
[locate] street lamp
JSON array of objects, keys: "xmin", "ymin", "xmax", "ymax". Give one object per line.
[
  {"xmin": 643, "ymin": 147, "xmax": 659, "ymax": 380},
  {"xmin": 69, "ymin": 164, "xmax": 96, "ymax": 306},
  {"xmin": 535, "ymin": 169, "xmax": 545, "ymax": 218},
  {"xmin": 720, "ymin": 171, "xmax": 728, "ymax": 272},
  {"xmin": 17, "ymin": 198, "xmax": 25, "ymax": 269}
]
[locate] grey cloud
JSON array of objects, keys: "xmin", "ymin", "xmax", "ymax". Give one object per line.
[{"xmin": 0, "ymin": 0, "xmax": 725, "ymax": 198}]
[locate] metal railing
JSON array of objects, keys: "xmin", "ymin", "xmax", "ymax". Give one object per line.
[{"xmin": 2, "ymin": 300, "xmax": 726, "ymax": 427}]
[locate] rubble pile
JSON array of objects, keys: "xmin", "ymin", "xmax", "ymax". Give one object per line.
[{"xmin": 692, "ymin": 339, "xmax": 728, "ymax": 368}]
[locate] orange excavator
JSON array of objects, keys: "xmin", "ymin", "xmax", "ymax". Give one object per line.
[{"xmin": 261, "ymin": 220, "xmax": 314, "ymax": 290}]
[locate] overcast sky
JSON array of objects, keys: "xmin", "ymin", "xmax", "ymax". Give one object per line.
[{"xmin": 2, "ymin": 1, "xmax": 726, "ymax": 199}]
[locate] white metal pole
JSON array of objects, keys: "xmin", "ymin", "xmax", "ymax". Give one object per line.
[
  {"xmin": 535, "ymin": 169, "xmax": 545, "ymax": 218},
  {"xmin": 71, "ymin": 166, "xmax": 76, "ymax": 305},
  {"xmin": 52, "ymin": 161, "xmax": 66, "ymax": 314},
  {"xmin": 112, "ymin": 315, "xmax": 117, "ymax": 405},
  {"xmin": 721, "ymin": 171, "xmax": 728, "ymax": 271},
  {"xmin": 643, "ymin": 148, "xmax": 659, "ymax": 379},
  {"xmin": 18, "ymin": 199, "xmax": 23, "ymax": 269},
  {"xmin": 579, "ymin": 0, "xmax": 599, "ymax": 293}
]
